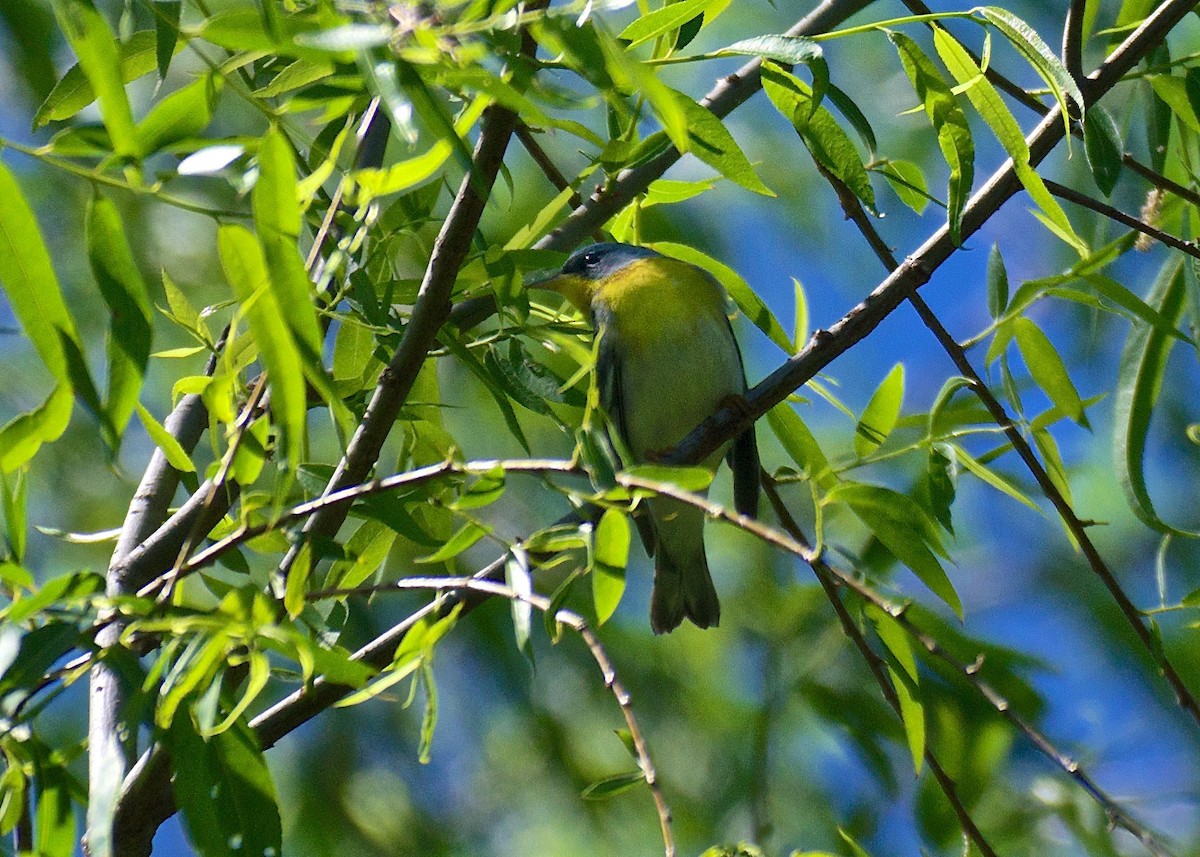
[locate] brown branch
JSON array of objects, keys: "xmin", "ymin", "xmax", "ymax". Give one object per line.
[
  {"xmin": 1045, "ymin": 178, "xmax": 1200, "ymax": 259},
  {"xmin": 1063, "ymin": 0, "xmax": 1088, "ymax": 86}
]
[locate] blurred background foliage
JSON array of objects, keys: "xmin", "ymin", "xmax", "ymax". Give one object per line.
[{"xmin": 1, "ymin": 0, "xmax": 1200, "ymax": 856}]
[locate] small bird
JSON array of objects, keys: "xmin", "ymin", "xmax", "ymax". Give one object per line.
[{"xmin": 536, "ymin": 242, "xmax": 759, "ymax": 633}]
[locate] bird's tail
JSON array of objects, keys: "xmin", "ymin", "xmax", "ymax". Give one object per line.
[{"xmin": 648, "ymin": 499, "xmax": 720, "ymax": 634}]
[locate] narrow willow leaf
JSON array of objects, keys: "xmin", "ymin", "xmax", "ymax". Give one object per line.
[
  {"xmin": 35, "ymin": 30, "xmax": 174, "ymax": 127},
  {"xmin": 0, "ymin": 162, "xmax": 79, "ymax": 385},
  {"xmin": 352, "ymin": 96, "xmax": 487, "ymax": 200},
  {"xmin": 50, "ymin": 0, "xmax": 139, "ymax": 157},
  {"xmin": 1147, "ymin": 75, "xmax": 1200, "ymax": 133},
  {"xmin": 1083, "ymin": 106, "xmax": 1122, "ymax": 196},
  {"xmin": 978, "ymin": 7, "xmax": 1084, "ymax": 121},
  {"xmin": 597, "ymin": 30, "xmax": 689, "ymax": 155},
  {"xmin": 154, "ymin": 1, "xmax": 181, "ymax": 79},
  {"xmin": 827, "ymin": 482, "xmax": 961, "ymax": 618},
  {"xmin": 253, "ymin": 127, "xmax": 323, "ymax": 356},
  {"xmin": 826, "ymin": 83, "xmax": 876, "ymax": 154},
  {"xmin": 793, "ymin": 278, "xmax": 809, "ymax": 349},
  {"xmin": 933, "ymin": 27, "xmax": 1087, "ymax": 254},
  {"xmin": 722, "ymin": 34, "xmax": 829, "ymax": 120},
  {"xmin": 591, "ymin": 508, "xmax": 630, "ymax": 625},
  {"xmin": 761, "ymin": 62, "xmax": 875, "ymax": 212},
  {"xmin": 878, "ymin": 159, "xmax": 929, "ymax": 214},
  {"xmin": 581, "ymin": 771, "xmax": 645, "ymax": 800},
  {"xmin": 766, "ymin": 404, "xmax": 836, "ymax": 490},
  {"xmin": 652, "ymin": 241, "xmax": 792, "ymax": 353},
  {"xmin": 1031, "ymin": 427, "xmax": 1072, "ymax": 506},
  {"xmin": 670, "ymin": 91, "xmax": 773, "ymax": 196},
  {"xmin": 328, "ymin": 521, "xmax": 396, "ymax": 591},
  {"xmin": 1114, "ymin": 256, "xmax": 1199, "ymax": 535},
  {"xmin": 618, "ymin": 0, "xmax": 710, "ymax": 48},
  {"xmin": 218, "ymin": 224, "xmax": 307, "ymax": 475},
  {"xmin": 855, "ymin": 363, "xmax": 904, "ymax": 458},
  {"xmin": 87, "ymin": 194, "xmax": 152, "ymax": 448},
  {"xmin": 415, "ymin": 521, "xmax": 490, "ymax": 564},
  {"xmin": 137, "ymin": 73, "xmax": 223, "ymax": 154},
  {"xmin": 506, "ymin": 547, "xmax": 534, "ymax": 663},
  {"xmin": 890, "ymin": 664, "xmax": 925, "ymax": 775},
  {"xmin": 622, "ymin": 464, "xmax": 714, "ymax": 493},
  {"xmin": 0, "ymin": 388, "xmax": 73, "ymax": 474},
  {"xmin": 1013, "ymin": 317, "xmax": 1087, "ymax": 426},
  {"xmin": 987, "ymin": 243, "xmax": 1009, "ymax": 318},
  {"xmin": 953, "ymin": 443, "xmax": 1039, "ymax": 510},
  {"xmin": 284, "ymin": 541, "xmax": 313, "ymax": 620},
  {"xmin": 169, "ymin": 717, "xmax": 282, "ymax": 857},
  {"xmin": 889, "ymin": 31, "xmax": 973, "ymax": 243}
]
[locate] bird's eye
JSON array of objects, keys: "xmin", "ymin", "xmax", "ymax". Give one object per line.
[{"xmin": 583, "ymin": 253, "xmax": 599, "ymax": 267}]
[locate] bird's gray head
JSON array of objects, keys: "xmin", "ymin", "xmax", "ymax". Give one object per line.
[{"xmin": 560, "ymin": 242, "xmax": 661, "ymax": 280}]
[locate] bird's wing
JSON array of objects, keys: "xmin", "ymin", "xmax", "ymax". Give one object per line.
[
  {"xmin": 723, "ymin": 314, "xmax": 761, "ymax": 519},
  {"xmin": 597, "ymin": 326, "xmax": 657, "ymax": 555}
]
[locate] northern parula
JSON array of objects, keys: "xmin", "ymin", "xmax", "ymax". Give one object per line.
[{"xmin": 537, "ymin": 242, "xmax": 759, "ymax": 633}]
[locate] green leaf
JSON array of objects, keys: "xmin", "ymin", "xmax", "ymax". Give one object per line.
[
  {"xmin": 855, "ymin": 363, "xmax": 904, "ymax": 458},
  {"xmin": 761, "ymin": 62, "xmax": 875, "ymax": 212},
  {"xmin": 889, "ymin": 664, "xmax": 925, "ymax": 775},
  {"xmin": 889, "ymin": 31, "xmax": 973, "ymax": 243},
  {"xmin": 154, "ymin": 1, "xmax": 181, "ymax": 79},
  {"xmin": 168, "ymin": 716, "xmax": 282, "ymax": 857},
  {"xmin": 351, "ymin": 96, "xmax": 487, "ymax": 200},
  {"xmin": 416, "ymin": 521, "xmax": 491, "ymax": 564},
  {"xmin": 581, "ymin": 770, "xmax": 646, "ymax": 800},
  {"xmin": 137, "ymin": 73, "xmax": 223, "ymax": 154},
  {"xmin": 35, "ymin": 30, "xmax": 173, "ymax": 127},
  {"xmin": 591, "ymin": 508, "xmax": 630, "ymax": 625},
  {"xmin": 0, "ymin": 387, "xmax": 73, "ymax": 474},
  {"xmin": 987, "ymin": 243, "xmax": 1009, "ymax": 318},
  {"xmin": 651, "ymin": 241, "xmax": 792, "ymax": 353},
  {"xmin": 977, "ymin": 7, "xmax": 1084, "ymax": 119},
  {"xmin": 50, "ymin": 0, "xmax": 139, "ymax": 157},
  {"xmin": 670, "ymin": 90, "xmax": 773, "ymax": 196},
  {"xmin": 327, "ymin": 520, "xmax": 396, "ymax": 591},
  {"xmin": 1013, "ymin": 317, "xmax": 1087, "ymax": 427},
  {"xmin": 218, "ymin": 224, "xmax": 307, "ymax": 475},
  {"xmin": 34, "ymin": 760, "xmax": 74, "ymax": 857},
  {"xmin": 135, "ymin": 403, "xmax": 195, "ymax": 473},
  {"xmin": 722, "ymin": 34, "xmax": 828, "ymax": 120},
  {"xmin": 1115, "ymin": 256, "xmax": 1198, "ymax": 535},
  {"xmin": 1147, "ymin": 74, "xmax": 1200, "ymax": 133},
  {"xmin": 954, "ymin": 444, "xmax": 1039, "ymax": 510},
  {"xmin": 1083, "ymin": 105, "xmax": 1122, "ymax": 196},
  {"xmin": 828, "ymin": 483, "xmax": 960, "ymax": 618},
  {"xmin": 766, "ymin": 404, "xmax": 836, "ymax": 490},
  {"xmin": 87, "ymin": 193, "xmax": 152, "ymax": 449},
  {"xmin": 622, "ymin": 464, "xmax": 715, "ymax": 494},
  {"xmin": 0, "ymin": 161, "xmax": 80, "ymax": 385},
  {"xmin": 618, "ymin": 0, "xmax": 711, "ymax": 48},
  {"xmin": 878, "ymin": 159, "xmax": 929, "ymax": 215},
  {"xmin": 506, "ymin": 548, "xmax": 534, "ymax": 663},
  {"xmin": 932, "ymin": 27, "xmax": 1087, "ymax": 255},
  {"xmin": 294, "ymin": 23, "xmax": 391, "ymax": 51}
]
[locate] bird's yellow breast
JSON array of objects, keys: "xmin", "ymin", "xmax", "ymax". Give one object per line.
[{"xmin": 593, "ymin": 257, "xmax": 729, "ymax": 351}]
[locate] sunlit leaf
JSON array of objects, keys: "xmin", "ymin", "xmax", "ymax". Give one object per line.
[
  {"xmin": 855, "ymin": 363, "xmax": 904, "ymax": 458},
  {"xmin": 890, "ymin": 31, "xmax": 974, "ymax": 243},
  {"xmin": 591, "ymin": 508, "xmax": 630, "ymax": 625}
]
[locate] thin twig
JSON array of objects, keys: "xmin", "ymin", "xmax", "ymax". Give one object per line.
[
  {"xmin": 1063, "ymin": 0, "xmax": 1088, "ymax": 86},
  {"xmin": 1045, "ymin": 178, "xmax": 1200, "ymax": 258},
  {"xmin": 313, "ymin": 576, "xmax": 677, "ymax": 857},
  {"xmin": 135, "ymin": 458, "xmax": 579, "ymax": 598}
]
